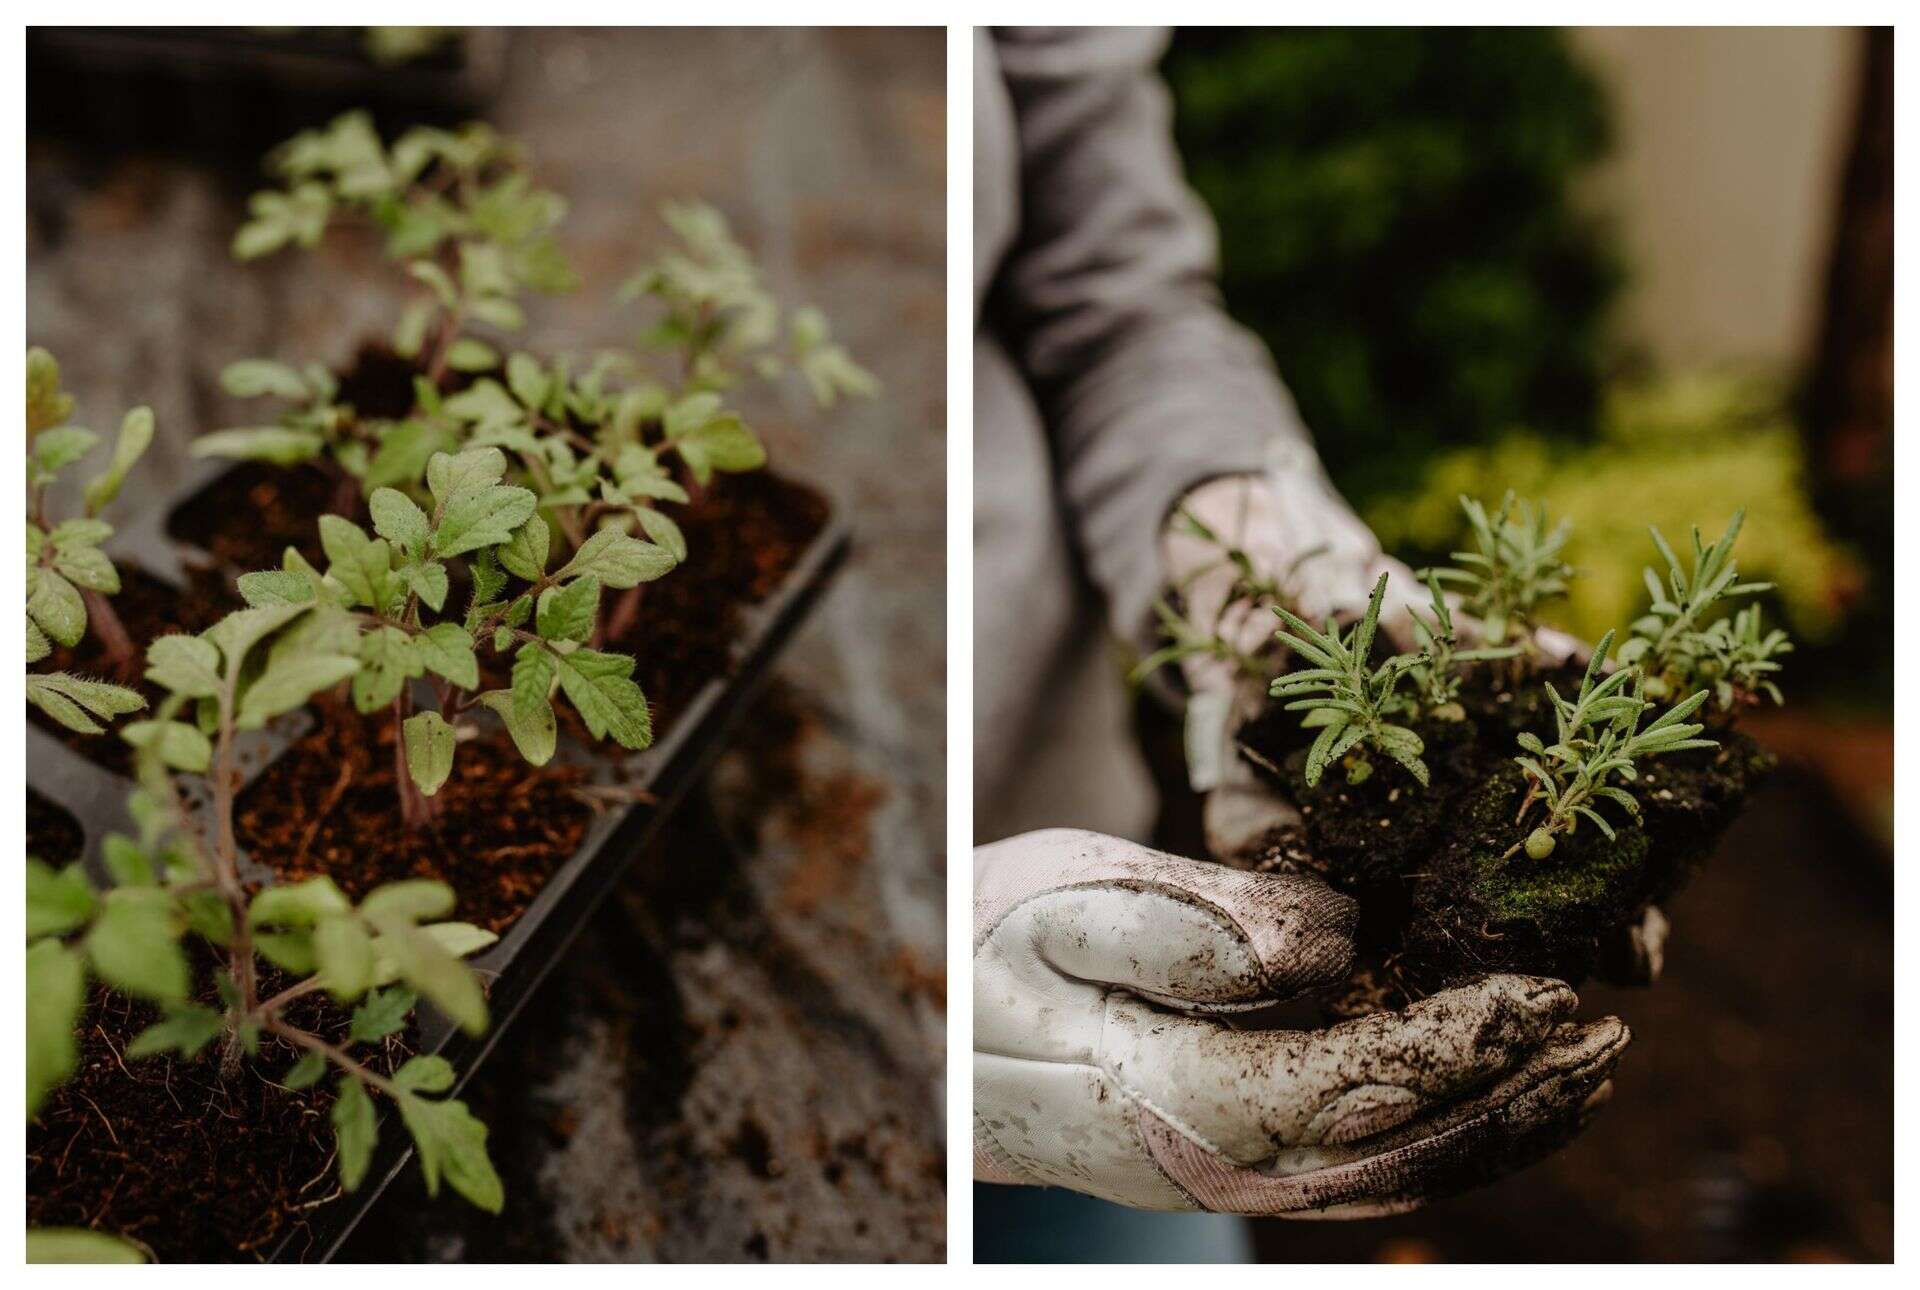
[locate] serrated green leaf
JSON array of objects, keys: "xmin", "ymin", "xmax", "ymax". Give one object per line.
[
  {"xmin": 416, "ymin": 622, "xmax": 478, "ymax": 689},
  {"xmin": 432, "ymin": 484, "xmax": 537, "ymax": 558},
  {"xmin": 351, "ymin": 626, "xmax": 422, "ymax": 712},
  {"xmin": 350, "ymin": 985, "xmax": 417, "ymax": 1042},
  {"xmin": 497, "ymin": 514, "xmax": 549, "ymax": 580},
  {"xmin": 241, "ymin": 650, "xmax": 359, "ymax": 728},
  {"xmin": 554, "ymin": 648, "xmax": 651, "ymax": 750},
  {"xmin": 119, "ymin": 719, "xmax": 213, "ymax": 772},
  {"xmin": 126, "ymin": 1003, "xmax": 224, "ymax": 1060},
  {"xmin": 426, "ymin": 446, "xmax": 508, "ymax": 505},
  {"xmin": 556, "ymin": 526, "xmax": 677, "ymax": 588},
  {"xmin": 27, "ymin": 568, "xmax": 86, "ymax": 647},
  {"xmin": 394, "ymin": 1055, "xmax": 456, "ymax": 1095},
  {"xmin": 396, "ymin": 1093, "xmax": 503, "ymax": 1212},
  {"xmin": 477, "ymin": 689, "xmax": 556, "ymax": 766},
  {"xmin": 370, "ymin": 487, "xmax": 432, "ymax": 554},
  {"xmin": 145, "ymin": 633, "xmax": 223, "ymax": 698},
  {"xmin": 536, "ymin": 575, "xmax": 598, "ymax": 643}
]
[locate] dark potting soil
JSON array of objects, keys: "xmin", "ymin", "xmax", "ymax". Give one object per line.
[
  {"xmin": 233, "ymin": 698, "xmax": 592, "ymax": 934},
  {"xmin": 29, "ymin": 563, "xmax": 240, "ymax": 775},
  {"xmin": 26, "ymin": 968, "xmax": 409, "ymax": 1263},
  {"xmin": 1237, "ymin": 661, "xmax": 1773, "ymax": 1007},
  {"xmin": 28, "ymin": 788, "xmax": 85, "ymax": 864}
]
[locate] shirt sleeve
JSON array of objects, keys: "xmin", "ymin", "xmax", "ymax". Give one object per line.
[{"xmin": 989, "ymin": 26, "xmax": 1316, "ymax": 641}]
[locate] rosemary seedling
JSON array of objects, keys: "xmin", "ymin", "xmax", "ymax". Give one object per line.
[
  {"xmin": 1402, "ymin": 572, "xmax": 1520, "ymax": 720},
  {"xmin": 28, "ymin": 600, "xmax": 504, "ymax": 1212},
  {"xmin": 25, "ymin": 348, "xmax": 153, "ymax": 727},
  {"xmin": 1427, "ymin": 491, "xmax": 1574, "ymax": 653},
  {"xmin": 1615, "ymin": 510, "xmax": 1787, "ymax": 710},
  {"xmin": 1507, "ymin": 631, "xmax": 1718, "ymax": 860},
  {"xmin": 1268, "ymin": 572, "xmax": 1429, "ymax": 787}
]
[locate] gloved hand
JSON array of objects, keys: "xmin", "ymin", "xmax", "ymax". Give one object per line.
[
  {"xmin": 974, "ymin": 829, "xmax": 1630, "ymax": 1217},
  {"xmin": 1162, "ymin": 463, "xmax": 1665, "ymax": 985}
]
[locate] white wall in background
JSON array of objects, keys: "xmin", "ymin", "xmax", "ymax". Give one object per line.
[{"xmin": 1573, "ymin": 26, "xmax": 1861, "ymax": 369}]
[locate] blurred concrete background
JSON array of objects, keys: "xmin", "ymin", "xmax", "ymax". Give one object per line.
[{"xmin": 26, "ymin": 27, "xmax": 945, "ymax": 1262}]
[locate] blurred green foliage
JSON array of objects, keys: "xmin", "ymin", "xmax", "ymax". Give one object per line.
[
  {"xmin": 1365, "ymin": 372, "xmax": 1858, "ymax": 651},
  {"xmin": 1166, "ymin": 28, "xmax": 1625, "ymax": 503}
]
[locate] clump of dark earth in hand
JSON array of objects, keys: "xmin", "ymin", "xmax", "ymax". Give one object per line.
[{"xmin": 1236, "ymin": 660, "xmax": 1773, "ymax": 1012}]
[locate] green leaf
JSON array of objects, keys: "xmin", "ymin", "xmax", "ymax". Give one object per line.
[
  {"xmin": 351, "ymin": 626, "xmax": 423, "ymax": 713},
  {"xmin": 497, "ymin": 515, "xmax": 550, "ymax": 580},
  {"xmin": 318, "ymin": 515, "xmax": 397, "ymax": 612},
  {"xmin": 432, "ymin": 484, "xmax": 538, "ymax": 558},
  {"xmin": 361, "ymin": 880, "xmax": 456, "ymax": 923},
  {"xmin": 510, "ymin": 643, "xmax": 556, "ymax": 722},
  {"xmin": 403, "ymin": 710, "xmax": 456, "ymax": 797},
  {"xmin": 100, "ymin": 835, "xmax": 154, "ymax": 887},
  {"xmin": 236, "ymin": 569, "xmax": 316, "ymax": 608},
  {"xmin": 86, "ymin": 888, "xmax": 187, "ymax": 1003},
  {"xmin": 505, "ymin": 352, "xmax": 550, "ymax": 409},
  {"xmin": 368, "ymin": 419, "xmax": 460, "ymax": 494},
  {"xmin": 556, "ymin": 527, "xmax": 677, "ymax": 588},
  {"xmin": 314, "ymin": 914, "xmax": 376, "ymax": 1001},
  {"xmin": 402, "ymin": 560, "xmax": 450, "ymax": 613},
  {"xmin": 27, "ymin": 568, "xmax": 86, "ymax": 647},
  {"xmin": 445, "ymin": 338, "xmax": 499, "ymax": 373},
  {"xmin": 25, "ymin": 1229, "xmax": 147, "ymax": 1264},
  {"xmin": 554, "ymin": 648, "xmax": 652, "ymax": 750},
  {"xmin": 369, "ymin": 487, "xmax": 432, "ymax": 554},
  {"xmin": 83, "ymin": 407, "xmax": 154, "ymax": 516},
  {"xmin": 126, "ymin": 1003, "xmax": 224, "ymax": 1060},
  {"xmin": 478, "ymin": 689, "xmax": 556, "ymax": 766},
  {"xmin": 28, "ymin": 673, "xmax": 145, "ymax": 734},
  {"xmin": 27, "ymin": 861, "xmax": 94, "ymax": 940},
  {"xmin": 190, "ymin": 427, "xmax": 327, "ymax": 466},
  {"xmin": 537, "ymin": 575, "xmax": 599, "ymax": 643},
  {"xmin": 50, "ymin": 540, "xmax": 118, "ymax": 593},
  {"xmin": 29, "ymin": 426, "xmax": 99, "ymax": 481},
  {"xmin": 634, "ymin": 508, "xmax": 687, "ymax": 563},
  {"xmin": 332, "ymin": 1077, "xmax": 377, "ymax": 1192},
  {"xmin": 241, "ymin": 650, "xmax": 360, "ymax": 728},
  {"xmin": 416, "ymin": 622, "xmax": 479, "ymax": 689},
  {"xmin": 145, "ymin": 634, "xmax": 223, "ymax": 698},
  {"xmin": 27, "ymin": 939, "xmax": 86, "ymax": 1116},
  {"xmin": 394, "ymin": 1055, "xmax": 456, "ymax": 1095},
  {"xmin": 27, "ymin": 618, "xmax": 50, "ymax": 664},
  {"xmin": 220, "ymin": 359, "xmax": 310, "ymax": 400},
  {"xmin": 250, "ymin": 876, "xmax": 353, "ymax": 928},
  {"xmin": 27, "ymin": 346, "xmax": 76, "ymax": 435},
  {"xmin": 426, "ymin": 446, "xmax": 509, "ymax": 505},
  {"xmin": 396, "ymin": 1093, "xmax": 503, "ymax": 1212},
  {"xmin": 373, "ymin": 920, "xmax": 488, "ymax": 1035},
  {"xmin": 283, "ymin": 1051, "xmax": 329, "ymax": 1090},
  {"xmin": 120, "ymin": 718, "xmax": 213, "ymax": 772},
  {"xmin": 350, "ymin": 986, "xmax": 417, "ymax": 1042}
]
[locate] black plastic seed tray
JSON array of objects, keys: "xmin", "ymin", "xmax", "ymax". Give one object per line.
[{"xmin": 25, "ymin": 459, "xmax": 848, "ymax": 1262}]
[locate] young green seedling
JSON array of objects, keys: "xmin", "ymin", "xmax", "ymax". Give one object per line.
[
  {"xmin": 1615, "ymin": 510, "xmax": 1788, "ymax": 710},
  {"xmin": 25, "ymin": 348, "xmax": 154, "ymax": 727},
  {"xmin": 203, "ymin": 111, "xmax": 577, "ymax": 481},
  {"xmin": 1427, "ymin": 491, "xmax": 1574, "ymax": 658},
  {"xmin": 1402, "ymin": 572, "xmax": 1521, "ymax": 720},
  {"xmin": 27, "ymin": 598, "xmax": 504, "ymax": 1213},
  {"xmin": 235, "ymin": 445, "xmax": 673, "ymax": 826},
  {"xmin": 1268, "ymin": 572, "xmax": 1429, "ymax": 787},
  {"xmin": 1507, "ymin": 631, "xmax": 1718, "ymax": 860}
]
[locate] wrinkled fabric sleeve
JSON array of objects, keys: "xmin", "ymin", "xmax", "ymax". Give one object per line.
[{"xmin": 990, "ymin": 26, "xmax": 1314, "ymax": 640}]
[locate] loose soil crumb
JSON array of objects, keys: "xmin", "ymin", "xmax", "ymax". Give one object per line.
[
  {"xmin": 29, "ymin": 563, "xmax": 240, "ymax": 775},
  {"xmin": 1240, "ymin": 660, "xmax": 1773, "ymax": 1005},
  {"xmin": 234, "ymin": 698, "xmax": 591, "ymax": 934},
  {"xmin": 26, "ymin": 969, "xmax": 408, "ymax": 1263}
]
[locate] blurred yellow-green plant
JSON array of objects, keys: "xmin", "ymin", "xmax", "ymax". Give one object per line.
[{"xmin": 1367, "ymin": 372, "xmax": 1857, "ymax": 645}]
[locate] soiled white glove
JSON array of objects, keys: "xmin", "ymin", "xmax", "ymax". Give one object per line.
[{"xmin": 974, "ymin": 829, "xmax": 1629, "ymax": 1217}]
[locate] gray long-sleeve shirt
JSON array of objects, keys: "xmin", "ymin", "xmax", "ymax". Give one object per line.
[{"xmin": 974, "ymin": 27, "xmax": 1311, "ymax": 842}]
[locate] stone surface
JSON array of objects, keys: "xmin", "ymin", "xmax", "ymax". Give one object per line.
[{"xmin": 27, "ymin": 27, "xmax": 946, "ymax": 1263}]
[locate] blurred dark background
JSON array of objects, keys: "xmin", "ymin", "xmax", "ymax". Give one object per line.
[
  {"xmin": 27, "ymin": 27, "xmax": 946, "ymax": 1262},
  {"xmin": 1150, "ymin": 25, "xmax": 1890, "ymax": 1262}
]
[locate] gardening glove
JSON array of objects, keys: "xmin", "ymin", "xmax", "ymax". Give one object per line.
[{"xmin": 975, "ymin": 828, "xmax": 1631, "ymax": 1217}]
